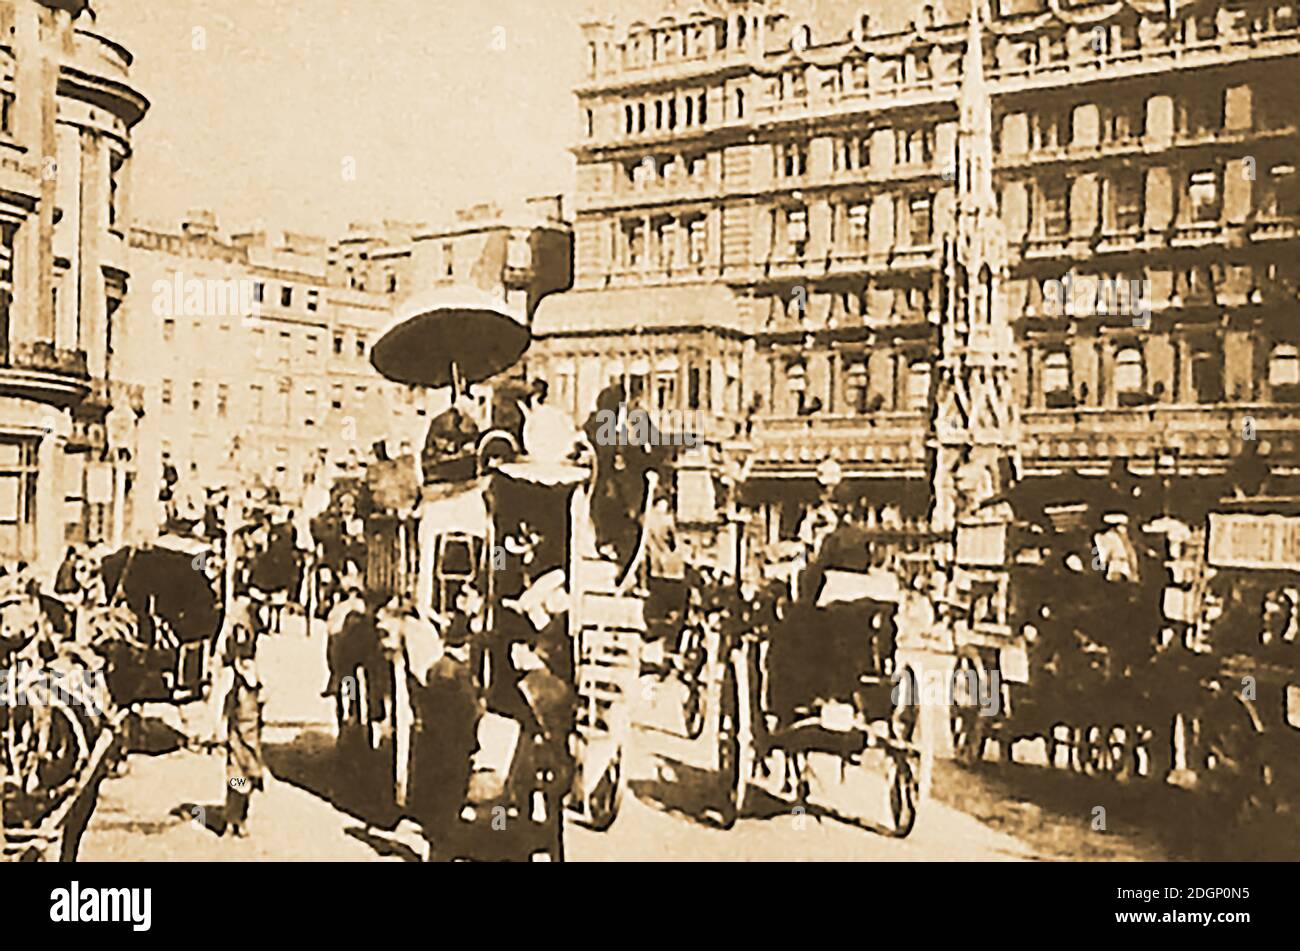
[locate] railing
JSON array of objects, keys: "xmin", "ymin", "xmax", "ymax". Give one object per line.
[{"xmin": 4, "ymin": 341, "xmax": 89, "ymax": 378}]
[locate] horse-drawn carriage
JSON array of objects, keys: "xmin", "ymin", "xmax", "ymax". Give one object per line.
[
  {"xmin": 2, "ymin": 534, "xmax": 224, "ymax": 861},
  {"xmin": 1183, "ymin": 499, "xmax": 1300, "ymax": 819},
  {"xmin": 338, "ymin": 445, "xmax": 650, "ymax": 858},
  {"xmin": 947, "ymin": 498, "xmax": 1174, "ymax": 780},
  {"xmin": 700, "ymin": 544, "xmax": 927, "ymax": 837},
  {"xmin": 332, "ymin": 287, "xmax": 651, "ymax": 859}
]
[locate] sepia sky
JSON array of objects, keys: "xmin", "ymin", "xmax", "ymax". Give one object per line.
[{"xmin": 97, "ymin": 0, "xmax": 636, "ymax": 237}]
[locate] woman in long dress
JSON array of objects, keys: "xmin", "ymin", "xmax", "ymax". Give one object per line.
[{"xmin": 217, "ymin": 599, "xmax": 265, "ymax": 837}]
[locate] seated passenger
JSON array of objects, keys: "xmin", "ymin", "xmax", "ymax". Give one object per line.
[{"xmin": 422, "ymin": 396, "xmax": 482, "ymax": 482}]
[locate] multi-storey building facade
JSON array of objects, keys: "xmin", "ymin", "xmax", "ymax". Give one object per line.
[
  {"xmin": 125, "ymin": 198, "xmax": 572, "ymax": 532},
  {"xmin": 536, "ymin": 0, "xmax": 1300, "ymax": 548},
  {"xmin": 0, "ymin": 0, "xmax": 148, "ymax": 569}
]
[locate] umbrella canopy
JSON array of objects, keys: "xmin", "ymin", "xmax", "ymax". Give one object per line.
[
  {"xmin": 101, "ymin": 540, "xmax": 221, "ymax": 643},
  {"xmin": 370, "ymin": 287, "xmax": 530, "ymax": 388}
]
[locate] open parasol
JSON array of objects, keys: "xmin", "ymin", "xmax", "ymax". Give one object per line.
[{"xmin": 369, "ymin": 286, "xmax": 530, "ymax": 395}]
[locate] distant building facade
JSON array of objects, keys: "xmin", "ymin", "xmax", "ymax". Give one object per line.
[
  {"xmin": 125, "ymin": 198, "xmax": 572, "ymax": 531},
  {"xmin": 537, "ymin": 0, "xmax": 1300, "ymax": 550},
  {"xmin": 0, "ymin": 0, "xmax": 148, "ymax": 569}
]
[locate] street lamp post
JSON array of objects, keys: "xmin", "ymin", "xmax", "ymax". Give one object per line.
[{"xmin": 720, "ymin": 438, "xmax": 755, "ymax": 586}]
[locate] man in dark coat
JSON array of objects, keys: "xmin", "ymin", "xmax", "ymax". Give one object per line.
[{"xmin": 411, "ymin": 616, "xmax": 481, "ymax": 860}]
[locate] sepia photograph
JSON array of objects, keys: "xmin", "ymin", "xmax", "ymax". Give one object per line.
[{"xmin": 0, "ymin": 0, "xmax": 1293, "ymax": 925}]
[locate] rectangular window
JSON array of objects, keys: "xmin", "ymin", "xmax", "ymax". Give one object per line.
[
  {"xmin": 785, "ymin": 206, "xmax": 809, "ymax": 257},
  {"xmin": 108, "ymin": 156, "xmax": 123, "ymax": 231},
  {"xmin": 1033, "ymin": 107, "xmax": 1072, "ymax": 151},
  {"xmin": 904, "ymin": 126, "xmax": 934, "ymax": 165},
  {"xmin": 280, "ymin": 286, "xmax": 293, "ymax": 307},
  {"xmin": 253, "ymin": 282, "xmax": 265, "ymax": 303},
  {"xmin": 1103, "ymin": 99, "xmax": 1145, "ymax": 144},
  {"xmin": 331, "ymin": 383, "xmax": 343, "ymax": 410},
  {"xmin": 1105, "ymin": 170, "xmax": 1144, "ymax": 232},
  {"xmin": 1042, "ymin": 351, "xmax": 1073, "ymax": 407},
  {"xmin": 0, "ymin": 436, "xmax": 38, "ymax": 559},
  {"xmin": 276, "ymin": 378, "xmax": 291, "ymax": 422},
  {"xmin": 846, "ymin": 202, "xmax": 870, "ymax": 249},
  {"xmin": 0, "ymin": 92, "xmax": 13, "ymax": 136},
  {"xmin": 777, "ymin": 141, "xmax": 808, "ymax": 178},
  {"xmin": 1188, "ymin": 169, "xmax": 1221, "ymax": 223},
  {"xmin": 687, "ymin": 216, "xmax": 707, "ymax": 265},
  {"xmin": 161, "ymin": 379, "xmax": 173, "ymax": 407},
  {"xmin": 356, "ymin": 334, "xmax": 367, "ymax": 359},
  {"xmin": 1037, "ymin": 179, "xmax": 1070, "ymax": 236},
  {"xmin": 1178, "ymin": 88, "xmax": 1222, "ymax": 138},
  {"xmin": 1189, "ymin": 342, "xmax": 1224, "ymax": 403},
  {"xmin": 333, "ymin": 333, "xmax": 344, "ymax": 355},
  {"xmin": 250, "ymin": 384, "xmax": 264, "ymax": 422},
  {"xmin": 625, "ymin": 220, "xmax": 645, "ymax": 267},
  {"xmin": 846, "ymin": 360, "xmax": 870, "ymax": 413},
  {"xmin": 307, "ymin": 288, "xmax": 319, "ymax": 312},
  {"xmin": 163, "ymin": 318, "xmax": 175, "ymax": 343},
  {"xmin": 217, "ymin": 383, "xmax": 229, "ymax": 418},
  {"xmin": 191, "ymin": 381, "xmax": 202, "ymax": 412},
  {"xmin": 907, "ymin": 195, "xmax": 933, "ymax": 247}
]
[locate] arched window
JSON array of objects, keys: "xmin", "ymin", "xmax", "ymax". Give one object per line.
[
  {"xmin": 1043, "ymin": 351, "xmax": 1071, "ymax": 392},
  {"xmin": 1269, "ymin": 343, "xmax": 1300, "ymax": 394},
  {"xmin": 846, "ymin": 359, "xmax": 870, "ymax": 413},
  {"xmin": 1115, "ymin": 346, "xmax": 1145, "ymax": 394},
  {"xmin": 786, "ymin": 361, "xmax": 807, "ymax": 415},
  {"xmin": 907, "ymin": 360, "xmax": 931, "ymax": 411}
]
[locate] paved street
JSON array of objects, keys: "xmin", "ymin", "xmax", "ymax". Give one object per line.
[{"xmin": 79, "ymin": 620, "xmax": 1047, "ymax": 861}]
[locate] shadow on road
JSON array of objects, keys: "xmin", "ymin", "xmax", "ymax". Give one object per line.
[
  {"xmin": 632, "ymin": 751, "xmax": 918, "ymax": 841},
  {"xmin": 630, "ymin": 755, "xmax": 731, "ymax": 827},
  {"xmin": 934, "ymin": 759, "xmax": 1300, "ymax": 860},
  {"xmin": 263, "ymin": 727, "xmax": 403, "ymax": 834},
  {"xmin": 169, "ymin": 800, "xmax": 227, "ymax": 836},
  {"xmin": 344, "ymin": 825, "xmax": 423, "ymax": 862}
]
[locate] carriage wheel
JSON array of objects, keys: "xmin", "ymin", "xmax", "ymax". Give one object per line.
[
  {"xmin": 1107, "ymin": 725, "xmax": 1133, "ymax": 780},
  {"xmin": 950, "ymin": 653, "xmax": 987, "ymax": 766},
  {"xmin": 1200, "ymin": 701, "xmax": 1274, "ymax": 821},
  {"xmin": 1, "ymin": 688, "xmax": 96, "ymax": 823},
  {"xmin": 882, "ymin": 750, "xmax": 920, "ymax": 838},
  {"xmin": 1080, "ymin": 724, "xmax": 1109, "ymax": 775},
  {"xmin": 889, "ymin": 666, "xmax": 920, "ymax": 746},
  {"xmin": 581, "ymin": 751, "xmax": 624, "ymax": 832},
  {"xmin": 1046, "ymin": 723, "xmax": 1069, "ymax": 770},
  {"xmin": 716, "ymin": 660, "xmax": 752, "ymax": 830},
  {"xmin": 682, "ymin": 678, "xmax": 705, "ymax": 741}
]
